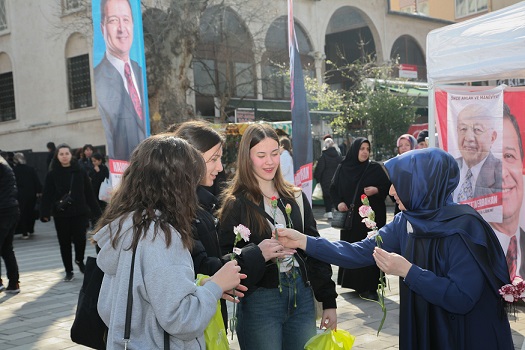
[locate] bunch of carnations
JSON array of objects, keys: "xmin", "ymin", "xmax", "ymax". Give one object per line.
[{"xmin": 358, "ymin": 194, "xmax": 387, "ymax": 335}]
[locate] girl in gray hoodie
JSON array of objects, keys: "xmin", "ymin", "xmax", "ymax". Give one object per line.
[{"xmin": 94, "ymin": 135, "xmax": 246, "ymax": 349}]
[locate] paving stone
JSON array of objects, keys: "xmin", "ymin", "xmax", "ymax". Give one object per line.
[{"xmin": 1, "ymin": 207, "xmax": 524, "ymax": 349}]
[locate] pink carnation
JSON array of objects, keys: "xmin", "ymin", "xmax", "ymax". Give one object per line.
[
  {"xmin": 362, "ymin": 218, "xmax": 377, "ymax": 230},
  {"xmin": 234, "ymin": 224, "xmax": 251, "ymax": 242},
  {"xmin": 358, "ymin": 205, "xmax": 373, "ymax": 219}
]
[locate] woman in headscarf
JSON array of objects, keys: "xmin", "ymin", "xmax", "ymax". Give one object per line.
[
  {"xmin": 392, "ymin": 134, "xmax": 418, "ymax": 214},
  {"xmin": 396, "ymin": 134, "xmax": 417, "ymax": 155},
  {"xmin": 329, "ymin": 137, "xmax": 390, "ymax": 299},
  {"xmin": 277, "ymin": 148, "xmax": 513, "ymax": 350}
]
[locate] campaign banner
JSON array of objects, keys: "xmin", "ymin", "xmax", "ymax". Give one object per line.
[
  {"xmin": 288, "ymin": 0, "xmax": 313, "ymax": 203},
  {"xmin": 92, "ymin": 0, "xmax": 150, "ymax": 185},
  {"xmin": 436, "ymin": 85, "xmax": 525, "ymax": 279}
]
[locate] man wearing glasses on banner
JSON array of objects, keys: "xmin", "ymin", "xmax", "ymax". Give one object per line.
[{"xmin": 453, "ymin": 104, "xmax": 502, "ymax": 203}]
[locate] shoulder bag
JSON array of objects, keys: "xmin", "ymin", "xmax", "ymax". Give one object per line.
[
  {"xmin": 331, "ymin": 162, "xmax": 370, "ymax": 230},
  {"xmin": 55, "ymin": 175, "xmax": 74, "ymax": 212},
  {"xmin": 71, "ymin": 246, "xmax": 170, "ymax": 349}
]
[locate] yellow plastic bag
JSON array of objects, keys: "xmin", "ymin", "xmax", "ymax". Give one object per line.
[
  {"xmin": 196, "ymin": 274, "xmax": 229, "ymax": 350},
  {"xmin": 204, "ymin": 300, "xmax": 229, "ymax": 350},
  {"xmin": 304, "ymin": 329, "xmax": 355, "ymax": 350}
]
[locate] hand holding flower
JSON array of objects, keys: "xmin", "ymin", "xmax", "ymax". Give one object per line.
[
  {"xmin": 258, "ymin": 238, "xmax": 291, "ymax": 261},
  {"xmin": 209, "ymin": 260, "xmax": 246, "ymax": 292},
  {"xmin": 274, "ymin": 228, "xmax": 307, "ymax": 250},
  {"xmin": 372, "ymin": 247, "xmax": 412, "ymax": 278}
]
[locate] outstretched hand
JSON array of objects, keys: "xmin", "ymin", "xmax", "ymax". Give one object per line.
[
  {"xmin": 372, "ymin": 247, "xmax": 412, "ymax": 278},
  {"xmin": 273, "ymin": 228, "xmax": 307, "ymax": 250}
]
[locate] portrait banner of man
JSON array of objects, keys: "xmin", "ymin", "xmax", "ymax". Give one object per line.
[
  {"xmin": 436, "ymin": 86, "xmax": 504, "ymax": 223},
  {"xmin": 92, "ymin": 0, "xmax": 150, "ymax": 174},
  {"xmin": 495, "ymin": 91, "xmax": 525, "ymax": 281}
]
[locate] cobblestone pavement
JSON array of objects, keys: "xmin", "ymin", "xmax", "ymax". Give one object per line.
[{"xmin": 1, "ymin": 205, "xmax": 525, "ymax": 349}]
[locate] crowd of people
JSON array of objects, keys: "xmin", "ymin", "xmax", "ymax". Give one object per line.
[
  {"xmin": 0, "ymin": 120, "xmax": 517, "ymax": 349},
  {"xmin": 0, "ymin": 142, "xmax": 110, "ymax": 290}
]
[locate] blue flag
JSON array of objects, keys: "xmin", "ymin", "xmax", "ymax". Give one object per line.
[{"xmin": 288, "ymin": 0, "xmax": 313, "ymax": 203}]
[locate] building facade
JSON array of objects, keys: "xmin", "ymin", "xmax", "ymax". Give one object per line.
[{"xmin": 0, "ymin": 0, "xmax": 517, "ymax": 153}]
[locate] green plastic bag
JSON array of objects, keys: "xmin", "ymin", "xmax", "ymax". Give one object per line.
[
  {"xmin": 304, "ymin": 329, "xmax": 355, "ymax": 350},
  {"xmin": 196, "ymin": 274, "xmax": 229, "ymax": 350}
]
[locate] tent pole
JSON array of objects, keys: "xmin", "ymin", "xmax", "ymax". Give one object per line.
[{"xmin": 428, "ymin": 83, "xmax": 436, "ymax": 147}]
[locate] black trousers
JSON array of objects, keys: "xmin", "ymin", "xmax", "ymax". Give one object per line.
[
  {"xmin": 54, "ymin": 216, "xmax": 88, "ymax": 273},
  {"xmin": 0, "ymin": 212, "xmax": 20, "ymax": 283}
]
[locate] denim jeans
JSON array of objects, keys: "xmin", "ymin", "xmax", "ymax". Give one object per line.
[{"xmin": 236, "ymin": 270, "xmax": 316, "ymax": 350}]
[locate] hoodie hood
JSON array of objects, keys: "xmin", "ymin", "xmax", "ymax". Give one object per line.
[{"xmin": 93, "ymin": 215, "xmax": 134, "ymax": 276}]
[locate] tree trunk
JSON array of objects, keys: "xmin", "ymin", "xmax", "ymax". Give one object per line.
[{"xmin": 143, "ymin": 0, "xmax": 208, "ymax": 134}]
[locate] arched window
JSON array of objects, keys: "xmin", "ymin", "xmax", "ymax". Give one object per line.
[
  {"xmin": 0, "ymin": 52, "xmax": 15, "ymax": 122},
  {"xmin": 262, "ymin": 17, "xmax": 313, "ymax": 99},
  {"xmin": 325, "ymin": 7, "xmax": 376, "ymax": 90},
  {"xmin": 390, "ymin": 35, "xmax": 426, "ymax": 81},
  {"xmin": 65, "ymin": 33, "xmax": 92, "ymax": 110},
  {"xmin": 194, "ymin": 6, "xmax": 255, "ymax": 117}
]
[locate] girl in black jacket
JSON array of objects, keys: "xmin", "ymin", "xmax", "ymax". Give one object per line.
[
  {"xmin": 40, "ymin": 144, "xmax": 101, "ymax": 282},
  {"xmin": 168, "ymin": 121, "xmax": 250, "ymax": 328},
  {"xmin": 218, "ymin": 124, "xmax": 338, "ymax": 350}
]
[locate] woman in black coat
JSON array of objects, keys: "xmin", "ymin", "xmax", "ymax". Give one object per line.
[
  {"xmin": 88, "ymin": 153, "xmax": 109, "ymax": 212},
  {"xmin": 40, "ymin": 144, "xmax": 101, "ymax": 282},
  {"xmin": 314, "ymin": 138, "xmax": 342, "ymax": 218},
  {"xmin": 12, "ymin": 153, "xmax": 42, "ymax": 239},
  {"xmin": 329, "ymin": 137, "xmax": 390, "ymax": 299}
]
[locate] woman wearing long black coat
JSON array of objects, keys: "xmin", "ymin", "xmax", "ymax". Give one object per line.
[
  {"xmin": 314, "ymin": 138, "xmax": 342, "ymax": 218},
  {"xmin": 40, "ymin": 144, "xmax": 101, "ymax": 282},
  {"xmin": 13, "ymin": 153, "xmax": 42, "ymax": 238},
  {"xmin": 330, "ymin": 137, "xmax": 390, "ymax": 299}
]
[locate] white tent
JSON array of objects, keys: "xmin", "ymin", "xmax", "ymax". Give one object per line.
[{"xmin": 426, "ymin": 1, "xmax": 525, "ymax": 145}]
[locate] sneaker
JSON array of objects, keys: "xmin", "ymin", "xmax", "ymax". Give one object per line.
[
  {"xmin": 63, "ymin": 272, "xmax": 75, "ymax": 282},
  {"xmin": 22, "ymin": 233, "xmax": 29, "ymax": 240},
  {"xmin": 323, "ymin": 212, "xmax": 333, "ymax": 219},
  {"xmin": 0, "ymin": 280, "xmax": 5, "ymax": 293},
  {"xmin": 75, "ymin": 260, "xmax": 85, "ymax": 274},
  {"xmin": 5, "ymin": 282, "xmax": 20, "ymax": 294}
]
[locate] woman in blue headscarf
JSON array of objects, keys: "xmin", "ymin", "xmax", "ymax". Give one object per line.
[{"xmin": 276, "ymin": 148, "xmax": 513, "ymax": 349}]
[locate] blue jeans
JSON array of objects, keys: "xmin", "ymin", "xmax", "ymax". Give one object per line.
[{"xmin": 236, "ymin": 270, "xmax": 316, "ymax": 350}]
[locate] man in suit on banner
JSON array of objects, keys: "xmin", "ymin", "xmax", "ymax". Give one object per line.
[
  {"xmin": 95, "ymin": 0, "xmax": 146, "ymax": 161},
  {"xmin": 491, "ymin": 104, "xmax": 525, "ymax": 279},
  {"xmin": 453, "ymin": 103, "xmax": 502, "ymax": 202}
]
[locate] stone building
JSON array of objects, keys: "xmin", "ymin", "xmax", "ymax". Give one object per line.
[{"xmin": 0, "ymin": 0, "xmax": 518, "ymax": 154}]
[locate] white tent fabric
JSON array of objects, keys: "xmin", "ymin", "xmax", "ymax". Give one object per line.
[
  {"xmin": 427, "ymin": 1, "xmax": 525, "ymax": 85},
  {"xmin": 426, "ymin": 1, "xmax": 525, "ymax": 146}
]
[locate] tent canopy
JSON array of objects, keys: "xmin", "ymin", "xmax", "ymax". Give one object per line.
[{"xmin": 427, "ymin": 1, "xmax": 525, "ymax": 85}]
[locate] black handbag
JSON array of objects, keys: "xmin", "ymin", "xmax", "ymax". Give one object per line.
[
  {"xmin": 70, "ymin": 256, "xmax": 107, "ymax": 349},
  {"xmin": 331, "ymin": 206, "xmax": 353, "ymax": 230},
  {"xmin": 55, "ymin": 176, "xmax": 74, "ymax": 212},
  {"xmin": 331, "ymin": 162, "xmax": 369, "ymax": 230},
  {"xmin": 71, "ymin": 248, "xmax": 170, "ymax": 349}
]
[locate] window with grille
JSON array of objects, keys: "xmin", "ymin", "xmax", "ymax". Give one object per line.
[
  {"xmin": 0, "ymin": 72, "xmax": 15, "ymax": 122},
  {"xmin": 64, "ymin": 0, "xmax": 82, "ymax": 12},
  {"xmin": 456, "ymin": 0, "xmax": 488, "ymax": 18},
  {"xmin": 67, "ymin": 54, "xmax": 92, "ymax": 110},
  {"xmin": 0, "ymin": 0, "xmax": 7, "ymax": 31}
]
